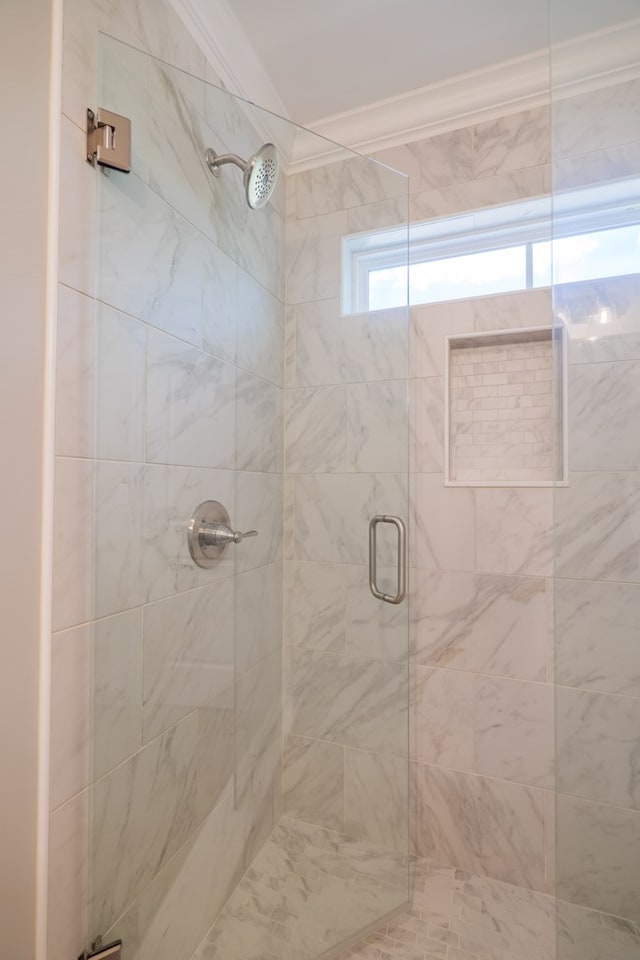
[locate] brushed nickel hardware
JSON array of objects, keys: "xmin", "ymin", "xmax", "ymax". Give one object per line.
[
  {"xmin": 87, "ymin": 108, "xmax": 131, "ymax": 173},
  {"xmin": 369, "ymin": 515, "xmax": 407, "ymax": 605},
  {"xmin": 205, "ymin": 143, "xmax": 279, "ymax": 210},
  {"xmin": 188, "ymin": 500, "xmax": 258, "ymax": 568}
]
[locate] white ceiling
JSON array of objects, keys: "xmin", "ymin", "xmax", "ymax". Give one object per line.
[{"xmin": 228, "ymin": 0, "xmax": 640, "ymax": 124}]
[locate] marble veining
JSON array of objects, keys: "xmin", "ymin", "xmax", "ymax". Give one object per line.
[
  {"xmin": 412, "ymin": 570, "xmax": 546, "ymax": 681},
  {"xmin": 346, "ymin": 381, "xmax": 408, "ymax": 473},
  {"xmin": 95, "ymin": 460, "xmax": 146, "ymax": 618},
  {"xmin": 410, "ymin": 299, "xmax": 475, "ymax": 379},
  {"xmin": 102, "ymin": 782, "xmax": 250, "ymax": 960},
  {"xmin": 411, "ymin": 476, "xmax": 475, "ymax": 572},
  {"xmin": 552, "ymin": 78, "xmax": 640, "ymax": 161},
  {"xmin": 295, "ymin": 154, "xmax": 407, "ymax": 220},
  {"xmin": 142, "ymin": 579, "xmax": 234, "ymax": 742},
  {"xmin": 148, "ymin": 62, "xmax": 220, "ymax": 242},
  {"xmin": 234, "ymin": 274, "xmax": 285, "ymax": 387},
  {"xmin": 374, "ymin": 129, "xmax": 474, "ymax": 193},
  {"xmin": 50, "ymin": 624, "xmax": 92, "ymax": 810},
  {"xmin": 99, "ymin": 0, "xmax": 208, "ymax": 82},
  {"xmin": 555, "ymin": 472, "xmax": 640, "ymax": 582},
  {"xmin": 410, "ymin": 166, "xmax": 547, "ymax": 223},
  {"xmin": 146, "ymin": 328, "xmax": 236, "ymax": 470},
  {"xmin": 555, "ymin": 578, "xmax": 640, "ymax": 698},
  {"xmin": 286, "ymin": 211, "xmax": 347, "ymax": 305},
  {"xmin": 285, "ymin": 385, "xmax": 347, "ymax": 474},
  {"xmin": 412, "ymin": 668, "xmax": 474, "ymax": 772},
  {"xmin": 204, "ymin": 74, "xmax": 273, "ymax": 181},
  {"xmin": 553, "ymin": 139, "xmax": 640, "ymax": 192},
  {"xmin": 92, "ymin": 610, "xmax": 143, "ymax": 781},
  {"xmin": 569, "ymin": 359, "xmax": 640, "ymax": 471},
  {"xmin": 557, "ymin": 687, "xmax": 640, "ymax": 811},
  {"xmin": 195, "ymin": 686, "xmax": 235, "ymax": 823},
  {"xmin": 346, "ymin": 196, "xmax": 409, "ymax": 234},
  {"xmin": 47, "ymin": 791, "xmax": 89, "ymax": 960},
  {"xmin": 557, "ymin": 793, "xmax": 640, "ymax": 921},
  {"xmin": 147, "ymin": 61, "xmax": 283, "ymax": 297},
  {"xmin": 557, "ymin": 898, "xmax": 640, "ymax": 960},
  {"xmin": 193, "ymin": 817, "xmax": 408, "ymax": 960},
  {"xmin": 90, "ymin": 712, "xmax": 200, "ymax": 934},
  {"xmin": 474, "ymin": 289, "xmax": 552, "ymax": 333},
  {"xmin": 292, "ymin": 648, "xmax": 408, "ymax": 756},
  {"xmin": 294, "ymin": 300, "xmax": 408, "ymax": 387},
  {"xmin": 235, "ymin": 653, "xmax": 282, "ymax": 806},
  {"xmin": 235, "ymin": 371, "xmax": 283, "ymax": 473},
  {"xmin": 235, "ymin": 471, "xmax": 283, "ymax": 574},
  {"xmin": 285, "ymin": 561, "xmax": 353, "ymax": 653},
  {"xmin": 473, "ymin": 107, "xmax": 550, "ymax": 180},
  {"xmin": 200, "ymin": 240, "xmax": 238, "ymax": 366},
  {"xmin": 189, "ymin": 816, "xmax": 640, "ymax": 960},
  {"xmin": 55, "ymin": 286, "xmax": 97, "ymax": 459},
  {"xmin": 475, "ymin": 677, "xmax": 554, "ymax": 789},
  {"xmin": 295, "ymin": 473, "xmax": 408, "ymax": 566},
  {"xmin": 283, "ymin": 735, "xmax": 345, "ymax": 832},
  {"xmin": 412, "ymin": 764, "xmax": 546, "ymax": 892},
  {"xmin": 56, "ymin": 290, "xmax": 146, "ymax": 462},
  {"xmin": 344, "ymin": 748, "xmax": 409, "ymax": 852},
  {"xmin": 99, "ymin": 166, "xmax": 205, "ymax": 346},
  {"xmin": 235, "ymin": 563, "xmax": 282, "ymax": 675},
  {"xmin": 411, "ymin": 377, "xmax": 445, "ymax": 474},
  {"xmin": 346, "ymin": 573, "xmax": 408, "ymax": 662},
  {"xmin": 475, "ymin": 487, "xmax": 553, "ymax": 577}
]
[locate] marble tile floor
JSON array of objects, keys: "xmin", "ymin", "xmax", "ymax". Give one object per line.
[
  {"xmin": 193, "ymin": 817, "xmax": 640, "ymax": 960},
  {"xmin": 193, "ymin": 817, "xmax": 410, "ymax": 960}
]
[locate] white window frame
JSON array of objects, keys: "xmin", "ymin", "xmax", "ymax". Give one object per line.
[{"xmin": 341, "ymin": 178, "xmax": 640, "ymax": 315}]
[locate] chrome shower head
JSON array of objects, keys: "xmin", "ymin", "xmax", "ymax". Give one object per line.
[{"xmin": 205, "ymin": 142, "xmax": 279, "ymax": 210}]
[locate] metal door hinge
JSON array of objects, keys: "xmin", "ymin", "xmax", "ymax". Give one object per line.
[
  {"xmin": 87, "ymin": 108, "xmax": 131, "ymax": 173},
  {"xmin": 78, "ymin": 939, "xmax": 122, "ymax": 960}
]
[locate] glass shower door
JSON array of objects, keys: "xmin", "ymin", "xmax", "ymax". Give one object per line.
[
  {"xmin": 82, "ymin": 32, "xmax": 410, "ymax": 960},
  {"xmin": 550, "ymin": 2, "xmax": 640, "ymax": 957}
]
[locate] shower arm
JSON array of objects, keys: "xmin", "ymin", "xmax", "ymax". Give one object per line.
[{"xmin": 205, "ymin": 148, "xmax": 249, "ymax": 175}]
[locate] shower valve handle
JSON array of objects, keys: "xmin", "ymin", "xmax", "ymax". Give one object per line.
[
  {"xmin": 202, "ymin": 523, "xmax": 258, "ymax": 546},
  {"xmin": 188, "ymin": 500, "xmax": 258, "ymax": 568}
]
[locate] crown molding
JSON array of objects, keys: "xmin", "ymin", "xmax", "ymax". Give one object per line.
[
  {"xmin": 290, "ymin": 16, "xmax": 640, "ymax": 171},
  {"xmin": 168, "ymin": 4, "xmax": 640, "ymax": 174}
]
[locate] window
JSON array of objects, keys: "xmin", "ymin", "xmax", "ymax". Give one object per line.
[{"xmin": 342, "ymin": 179, "xmax": 640, "ymax": 314}]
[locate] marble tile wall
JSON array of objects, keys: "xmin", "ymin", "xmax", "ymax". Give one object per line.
[
  {"xmin": 284, "ymin": 150, "xmax": 410, "ymax": 908},
  {"xmin": 286, "ymin": 84, "xmax": 640, "ymax": 927},
  {"xmin": 284, "ymin": 149, "xmax": 412, "ymax": 943},
  {"xmin": 283, "ymin": 107, "xmax": 558, "ymax": 905},
  {"xmin": 550, "ymin": 73, "xmax": 640, "ymax": 933},
  {"xmin": 406, "ymin": 284, "xmax": 555, "ymax": 897},
  {"xmin": 49, "ymin": 5, "xmax": 285, "ymax": 960}
]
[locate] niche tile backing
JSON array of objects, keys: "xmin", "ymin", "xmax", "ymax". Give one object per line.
[{"xmin": 446, "ymin": 327, "xmax": 564, "ymax": 485}]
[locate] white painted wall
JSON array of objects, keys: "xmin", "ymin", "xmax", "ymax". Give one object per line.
[{"xmin": 0, "ymin": 0, "xmax": 58, "ymax": 956}]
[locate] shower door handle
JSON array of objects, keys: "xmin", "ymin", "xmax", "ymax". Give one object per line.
[{"xmin": 369, "ymin": 515, "xmax": 407, "ymax": 605}]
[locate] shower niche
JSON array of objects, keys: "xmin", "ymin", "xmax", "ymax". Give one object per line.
[{"xmin": 445, "ymin": 326, "xmax": 567, "ymax": 486}]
